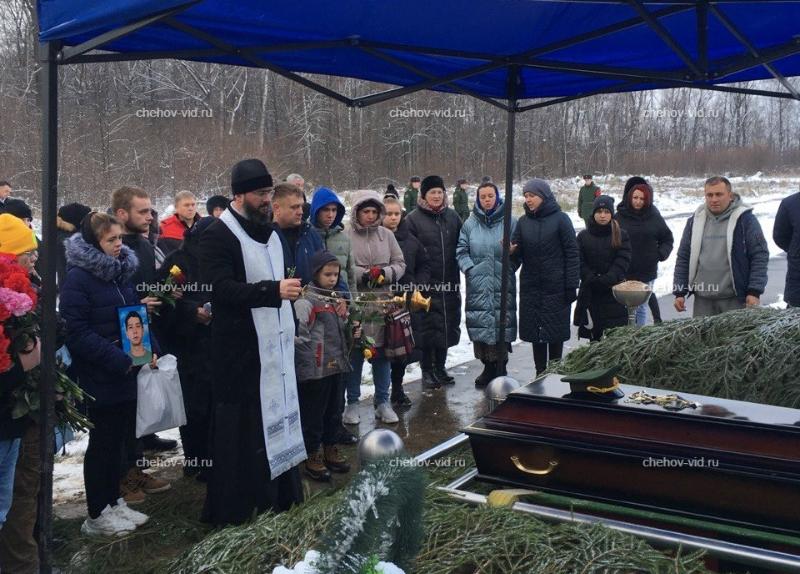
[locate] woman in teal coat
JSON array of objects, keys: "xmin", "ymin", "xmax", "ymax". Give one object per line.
[{"xmin": 456, "ymin": 182, "xmax": 518, "ymax": 387}]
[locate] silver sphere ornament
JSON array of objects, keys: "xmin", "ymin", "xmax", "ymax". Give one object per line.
[
  {"xmin": 485, "ymin": 376, "xmax": 521, "ymax": 410},
  {"xmin": 358, "ymin": 429, "xmax": 405, "ymax": 463}
]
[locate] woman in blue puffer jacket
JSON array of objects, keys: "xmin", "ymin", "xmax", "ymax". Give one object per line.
[
  {"xmin": 456, "ymin": 182, "xmax": 518, "ymax": 387},
  {"xmin": 60, "ymin": 212, "xmax": 156, "ymax": 536}
]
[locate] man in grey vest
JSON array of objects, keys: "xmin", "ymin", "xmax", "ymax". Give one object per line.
[{"xmin": 673, "ymin": 176, "xmax": 768, "ymax": 317}]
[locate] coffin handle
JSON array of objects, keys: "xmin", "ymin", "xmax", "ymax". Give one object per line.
[{"xmin": 510, "ymin": 456, "xmax": 558, "ymax": 475}]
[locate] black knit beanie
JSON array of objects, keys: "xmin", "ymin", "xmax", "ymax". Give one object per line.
[
  {"xmin": 231, "ymin": 159, "xmax": 273, "ymax": 195},
  {"xmin": 58, "ymin": 202, "xmax": 92, "ymax": 228},
  {"xmin": 420, "ymin": 175, "xmax": 445, "ymax": 198},
  {"xmin": 592, "ymin": 195, "xmax": 615, "ymax": 216}
]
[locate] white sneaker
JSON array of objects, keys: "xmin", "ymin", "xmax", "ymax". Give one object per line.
[
  {"xmin": 112, "ymin": 497, "xmax": 149, "ymax": 526},
  {"xmin": 375, "ymin": 403, "xmax": 399, "ymax": 424},
  {"xmin": 343, "ymin": 403, "xmax": 361, "ymax": 425},
  {"xmin": 80, "ymin": 505, "xmax": 136, "ymax": 537}
]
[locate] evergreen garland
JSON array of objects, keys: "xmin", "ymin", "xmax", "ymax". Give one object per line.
[{"xmin": 314, "ymin": 456, "xmax": 426, "ymax": 574}]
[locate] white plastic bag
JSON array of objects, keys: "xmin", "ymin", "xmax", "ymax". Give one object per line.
[{"xmin": 136, "ymin": 354, "xmax": 186, "ymax": 437}]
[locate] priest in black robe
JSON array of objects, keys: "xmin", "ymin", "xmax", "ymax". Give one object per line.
[{"xmin": 200, "ymin": 159, "xmax": 305, "ymax": 526}]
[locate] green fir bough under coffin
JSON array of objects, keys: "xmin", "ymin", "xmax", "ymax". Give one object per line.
[{"xmin": 551, "ymin": 308, "xmax": 800, "ymax": 408}]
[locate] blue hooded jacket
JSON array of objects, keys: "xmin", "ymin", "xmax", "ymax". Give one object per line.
[
  {"xmin": 310, "ymin": 187, "xmax": 345, "ymax": 229},
  {"xmin": 309, "ymin": 187, "xmax": 355, "ymax": 292}
]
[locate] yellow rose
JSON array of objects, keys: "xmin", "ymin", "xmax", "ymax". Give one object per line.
[{"xmin": 363, "ymin": 348, "xmax": 373, "ymax": 360}]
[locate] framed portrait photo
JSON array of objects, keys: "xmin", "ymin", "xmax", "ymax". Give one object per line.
[{"xmin": 118, "ymin": 304, "xmax": 153, "ymax": 366}]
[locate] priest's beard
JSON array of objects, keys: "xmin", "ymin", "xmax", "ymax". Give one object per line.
[{"xmin": 243, "ymin": 201, "xmax": 273, "ymax": 225}]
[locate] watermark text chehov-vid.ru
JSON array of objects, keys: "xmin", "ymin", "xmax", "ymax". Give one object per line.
[
  {"xmin": 388, "ymin": 457, "xmax": 467, "ymax": 468},
  {"xmin": 641, "ymin": 108, "xmax": 720, "ymax": 120},
  {"xmin": 643, "ymin": 457, "xmax": 719, "ymax": 468},
  {"xmin": 389, "ymin": 107, "xmax": 472, "ymax": 119},
  {"xmin": 136, "ymin": 108, "xmax": 213, "ymax": 119}
]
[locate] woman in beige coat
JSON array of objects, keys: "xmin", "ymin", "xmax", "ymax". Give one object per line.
[{"xmin": 343, "ymin": 190, "xmax": 406, "ymax": 425}]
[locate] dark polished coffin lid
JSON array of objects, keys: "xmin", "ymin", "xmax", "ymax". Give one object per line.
[{"xmin": 465, "ymin": 375, "xmax": 800, "ymax": 535}]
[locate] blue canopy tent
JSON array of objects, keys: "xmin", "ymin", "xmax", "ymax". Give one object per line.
[{"xmin": 34, "ymin": 1, "xmax": 800, "ymax": 570}]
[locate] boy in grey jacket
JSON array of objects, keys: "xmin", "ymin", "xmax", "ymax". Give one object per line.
[{"xmin": 294, "ymin": 251, "xmax": 353, "ymax": 481}]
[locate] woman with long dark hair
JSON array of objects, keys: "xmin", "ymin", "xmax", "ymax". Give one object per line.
[
  {"xmin": 575, "ymin": 196, "xmax": 632, "ymax": 341},
  {"xmin": 615, "ymin": 181, "xmax": 673, "ymax": 325}
]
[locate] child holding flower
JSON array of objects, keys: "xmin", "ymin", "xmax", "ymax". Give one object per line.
[{"xmin": 294, "ymin": 251, "xmax": 352, "ymax": 481}]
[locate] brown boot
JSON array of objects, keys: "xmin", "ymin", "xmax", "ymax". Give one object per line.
[
  {"xmin": 323, "ymin": 445, "xmax": 351, "ymax": 473},
  {"xmin": 304, "ymin": 448, "xmax": 331, "ymax": 482},
  {"xmin": 133, "ymin": 467, "xmax": 171, "ymax": 494},
  {"xmin": 120, "ymin": 470, "xmax": 146, "ymax": 505}
]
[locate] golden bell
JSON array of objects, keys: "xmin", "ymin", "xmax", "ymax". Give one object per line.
[{"xmin": 409, "ymin": 290, "xmax": 431, "ymax": 312}]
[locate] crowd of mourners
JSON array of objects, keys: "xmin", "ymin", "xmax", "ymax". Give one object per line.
[{"xmin": 0, "ymin": 164, "xmax": 796, "ymax": 555}]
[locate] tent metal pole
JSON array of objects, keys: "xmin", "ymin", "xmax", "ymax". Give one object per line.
[
  {"xmin": 697, "ymin": 1, "xmax": 709, "ymax": 75},
  {"xmin": 626, "ymin": 0, "xmax": 701, "ymax": 77},
  {"xmin": 497, "ymin": 66, "xmax": 519, "ymax": 373},
  {"xmin": 355, "ymin": 47, "xmax": 509, "ymax": 111},
  {"xmin": 38, "ymin": 40, "xmax": 59, "ymax": 574},
  {"xmin": 709, "ymin": 4, "xmax": 800, "ymax": 99},
  {"xmin": 713, "ymin": 37, "xmax": 800, "ymax": 80},
  {"xmin": 59, "ymin": 1, "xmax": 200, "ymax": 63},
  {"xmin": 354, "ymin": 4, "xmax": 692, "ymax": 105},
  {"xmin": 162, "ymin": 17, "xmax": 354, "ymax": 107}
]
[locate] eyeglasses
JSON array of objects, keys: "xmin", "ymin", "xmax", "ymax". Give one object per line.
[
  {"xmin": 250, "ymin": 188, "xmax": 274, "ymax": 199},
  {"xmin": 19, "ymin": 251, "xmax": 38, "ymax": 260}
]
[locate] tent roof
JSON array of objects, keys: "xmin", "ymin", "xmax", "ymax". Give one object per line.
[{"xmin": 38, "ymin": 1, "xmax": 800, "ymax": 106}]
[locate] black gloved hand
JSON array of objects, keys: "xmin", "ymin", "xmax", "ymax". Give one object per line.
[{"xmin": 564, "ymin": 289, "xmax": 578, "ymax": 304}]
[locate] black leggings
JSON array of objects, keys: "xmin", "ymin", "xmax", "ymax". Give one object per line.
[
  {"xmin": 84, "ymin": 401, "xmax": 136, "ymax": 518},
  {"xmin": 532, "ymin": 342, "xmax": 563, "ymax": 375}
]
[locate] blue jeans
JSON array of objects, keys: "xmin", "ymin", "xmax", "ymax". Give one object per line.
[
  {"xmin": 635, "ymin": 281, "xmax": 655, "ymax": 327},
  {"xmin": 346, "ymin": 352, "xmax": 391, "ymax": 407},
  {"xmin": 0, "ymin": 438, "xmax": 21, "ymax": 528}
]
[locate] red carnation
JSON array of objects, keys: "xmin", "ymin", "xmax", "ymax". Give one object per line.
[{"xmin": 0, "ymin": 326, "xmax": 12, "ymax": 374}]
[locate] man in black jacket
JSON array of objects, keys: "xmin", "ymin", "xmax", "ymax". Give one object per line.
[
  {"xmin": 111, "ymin": 187, "xmax": 176, "ymax": 484},
  {"xmin": 774, "ymin": 189, "xmax": 800, "ymax": 307},
  {"xmin": 199, "ymin": 158, "xmax": 305, "ymax": 526}
]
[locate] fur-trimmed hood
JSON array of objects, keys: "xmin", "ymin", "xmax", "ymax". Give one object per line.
[{"xmin": 65, "ymin": 234, "xmax": 139, "ymax": 283}]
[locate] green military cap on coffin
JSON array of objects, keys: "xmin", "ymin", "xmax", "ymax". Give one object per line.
[{"xmin": 562, "ymin": 366, "xmax": 624, "ymax": 400}]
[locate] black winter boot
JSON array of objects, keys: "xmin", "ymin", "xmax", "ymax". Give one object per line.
[
  {"xmin": 495, "ymin": 359, "xmax": 508, "ymax": 377},
  {"xmin": 421, "ymin": 351, "xmax": 442, "ymax": 389},
  {"xmin": 390, "ymin": 364, "xmax": 412, "ymax": 407},
  {"xmin": 474, "ymin": 360, "xmax": 494, "ymax": 388},
  {"xmin": 434, "ymin": 349, "xmax": 455, "ymax": 385}
]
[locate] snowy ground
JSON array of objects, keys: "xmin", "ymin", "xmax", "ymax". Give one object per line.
[{"xmin": 53, "ymin": 173, "xmax": 796, "ymax": 505}]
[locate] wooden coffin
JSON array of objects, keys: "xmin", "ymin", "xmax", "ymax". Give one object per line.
[{"xmin": 465, "ymin": 375, "xmax": 800, "ymax": 535}]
